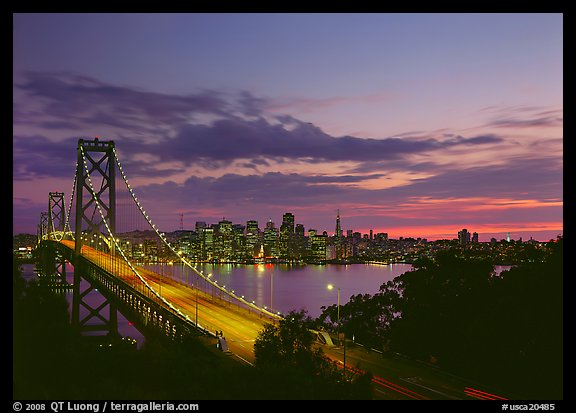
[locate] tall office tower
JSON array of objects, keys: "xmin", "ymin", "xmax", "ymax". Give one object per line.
[
  {"xmin": 282, "ymin": 213, "xmax": 295, "ymax": 232},
  {"xmin": 263, "ymin": 220, "xmax": 279, "ymax": 258},
  {"xmin": 310, "ymin": 232, "xmax": 327, "ymax": 261},
  {"xmin": 335, "ymin": 209, "xmax": 343, "ymax": 259},
  {"xmin": 295, "ymin": 223, "xmax": 305, "ymax": 259},
  {"xmin": 204, "ymin": 226, "xmax": 214, "ymax": 260},
  {"xmin": 246, "ymin": 220, "xmax": 259, "ymax": 234},
  {"xmin": 369, "ymin": 229, "xmax": 373, "ymax": 240},
  {"xmin": 472, "ymin": 232, "xmax": 479, "ymax": 243},
  {"xmin": 217, "ymin": 218, "xmax": 233, "ymax": 261},
  {"xmin": 246, "ymin": 220, "xmax": 260, "ymax": 257},
  {"xmin": 458, "ymin": 228, "xmax": 471, "ymax": 246},
  {"xmin": 194, "ymin": 221, "xmax": 206, "ymax": 260},
  {"xmin": 280, "ymin": 212, "xmax": 295, "ymax": 260}
]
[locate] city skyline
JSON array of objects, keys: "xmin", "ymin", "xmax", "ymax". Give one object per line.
[
  {"xmin": 13, "ymin": 13, "xmax": 563, "ymax": 241},
  {"xmin": 150, "ymin": 212, "xmax": 515, "ymax": 243}
]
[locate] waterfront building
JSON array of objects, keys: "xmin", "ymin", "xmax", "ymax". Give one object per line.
[
  {"xmin": 246, "ymin": 220, "xmax": 260, "ymax": 257},
  {"xmin": 335, "ymin": 209, "xmax": 343, "ymax": 259},
  {"xmin": 263, "ymin": 219, "xmax": 279, "ymax": 258},
  {"xmin": 310, "ymin": 231, "xmax": 327, "ymax": 262},
  {"xmin": 204, "ymin": 227, "xmax": 214, "ymax": 260},
  {"xmin": 295, "ymin": 223, "xmax": 305, "ymax": 259},
  {"xmin": 217, "ymin": 218, "xmax": 233, "ymax": 261},
  {"xmin": 279, "ymin": 212, "xmax": 295, "ymax": 260}
]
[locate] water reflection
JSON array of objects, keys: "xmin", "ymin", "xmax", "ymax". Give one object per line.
[
  {"xmin": 19, "ymin": 262, "xmax": 512, "ymax": 346},
  {"xmin": 144, "ymin": 263, "xmax": 415, "ymax": 318}
]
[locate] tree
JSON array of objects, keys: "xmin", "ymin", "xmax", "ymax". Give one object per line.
[
  {"xmin": 254, "ymin": 309, "xmax": 373, "ymax": 399},
  {"xmin": 254, "ymin": 309, "xmax": 323, "ymax": 373}
]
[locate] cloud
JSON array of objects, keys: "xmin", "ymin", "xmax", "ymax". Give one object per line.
[
  {"xmin": 266, "ymin": 91, "xmax": 398, "ymax": 113},
  {"xmin": 133, "ymin": 118, "xmax": 504, "ymax": 167},
  {"xmin": 12, "ymin": 72, "xmax": 562, "ymax": 238},
  {"xmin": 132, "ymin": 154, "xmax": 561, "ymax": 215},
  {"xmin": 14, "ymin": 71, "xmax": 230, "ymax": 136},
  {"xmin": 480, "ymin": 105, "xmax": 563, "ymax": 129},
  {"xmin": 14, "ymin": 71, "xmax": 504, "ymax": 173},
  {"xmin": 13, "ymin": 135, "xmax": 78, "ymax": 180}
]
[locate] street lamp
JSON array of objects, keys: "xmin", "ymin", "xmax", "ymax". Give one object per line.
[
  {"xmin": 327, "ymin": 284, "xmax": 340, "ymax": 342},
  {"xmin": 195, "ymin": 280, "xmax": 199, "ymax": 326},
  {"xmin": 327, "ymin": 283, "xmax": 345, "ymax": 373}
]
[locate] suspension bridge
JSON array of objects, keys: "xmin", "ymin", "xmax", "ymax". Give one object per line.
[
  {"xmin": 31, "ymin": 137, "xmax": 514, "ymax": 400},
  {"xmin": 35, "ymin": 137, "xmax": 281, "ymax": 365}
]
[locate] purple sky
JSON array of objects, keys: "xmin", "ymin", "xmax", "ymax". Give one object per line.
[{"xmin": 13, "ymin": 13, "xmax": 563, "ymax": 241}]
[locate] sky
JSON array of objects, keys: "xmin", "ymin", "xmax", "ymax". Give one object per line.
[{"xmin": 13, "ymin": 13, "xmax": 563, "ymax": 241}]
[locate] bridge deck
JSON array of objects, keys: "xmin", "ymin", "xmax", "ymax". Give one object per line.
[{"xmin": 60, "ymin": 240, "xmax": 271, "ymax": 364}]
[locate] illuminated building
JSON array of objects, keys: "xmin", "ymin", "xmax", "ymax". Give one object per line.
[
  {"xmin": 263, "ymin": 219, "xmax": 278, "ymax": 258},
  {"xmin": 279, "ymin": 212, "xmax": 295, "ymax": 260},
  {"xmin": 204, "ymin": 227, "xmax": 214, "ymax": 260},
  {"xmin": 335, "ymin": 209, "xmax": 342, "ymax": 259},
  {"xmin": 458, "ymin": 229, "xmax": 471, "ymax": 246},
  {"xmin": 295, "ymin": 223, "xmax": 305, "ymax": 259},
  {"xmin": 217, "ymin": 218, "xmax": 233, "ymax": 261},
  {"xmin": 246, "ymin": 220, "xmax": 260, "ymax": 257},
  {"xmin": 309, "ymin": 229, "xmax": 327, "ymax": 262}
]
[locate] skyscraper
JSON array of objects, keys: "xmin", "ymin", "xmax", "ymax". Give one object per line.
[
  {"xmin": 217, "ymin": 218, "xmax": 233, "ymax": 261},
  {"xmin": 335, "ymin": 209, "xmax": 342, "ymax": 259},
  {"xmin": 263, "ymin": 219, "xmax": 278, "ymax": 258},
  {"xmin": 246, "ymin": 220, "xmax": 260, "ymax": 257},
  {"xmin": 280, "ymin": 212, "xmax": 295, "ymax": 260},
  {"xmin": 310, "ymin": 230, "xmax": 327, "ymax": 262},
  {"xmin": 295, "ymin": 223, "xmax": 305, "ymax": 259},
  {"xmin": 458, "ymin": 228, "xmax": 471, "ymax": 246}
]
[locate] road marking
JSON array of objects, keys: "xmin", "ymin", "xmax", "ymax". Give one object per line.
[{"xmin": 234, "ymin": 354, "xmax": 254, "ymax": 366}]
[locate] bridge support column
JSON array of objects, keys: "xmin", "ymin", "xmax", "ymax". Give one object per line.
[
  {"xmin": 72, "ymin": 261, "xmax": 119, "ymax": 341},
  {"xmin": 36, "ymin": 242, "xmax": 67, "ymax": 284}
]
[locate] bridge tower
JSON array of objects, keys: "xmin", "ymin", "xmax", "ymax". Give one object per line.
[
  {"xmin": 48, "ymin": 192, "xmax": 65, "ymax": 239},
  {"xmin": 37, "ymin": 211, "xmax": 48, "ymax": 244},
  {"xmin": 74, "ymin": 137, "xmax": 116, "ymax": 255},
  {"xmin": 45, "ymin": 192, "xmax": 68, "ymax": 281},
  {"xmin": 72, "ymin": 137, "xmax": 119, "ymax": 341}
]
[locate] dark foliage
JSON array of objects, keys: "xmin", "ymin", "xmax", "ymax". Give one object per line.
[
  {"xmin": 254, "ymin": 309, "xmax": 372, "ymax": 399},
  {"xmin": 317, "ymin": 238, "xmax": 563, "ymax": 399}
]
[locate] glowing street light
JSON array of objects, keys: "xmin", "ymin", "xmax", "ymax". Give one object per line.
[
  {"xmin": 327, "ymin": 284, "xmax": 340, "ymax": 340},
  {"xmin": 327, "ymin": 283, "xmax": 345, "ymax": 372}
]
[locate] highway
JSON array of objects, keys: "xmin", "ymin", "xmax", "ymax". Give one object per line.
[
  {"xmin": 61, "ymin": 240, "xmax": 273, "ymax": 365},
  {"xmin": 323, "ymin": 342, "xmax": 510, "ymax": 400}
]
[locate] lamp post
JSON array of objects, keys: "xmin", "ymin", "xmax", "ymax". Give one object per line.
[
  {"xmin": 327, "ymin": 284, "xmax": 340, "ymax": 340},
  {"xmin": 327, "ymin": 283, "xmax": 345, "ymax": 373},
  {"xmin": 195, "ymin": 280, "xmax": 199, "ymax": 326}
]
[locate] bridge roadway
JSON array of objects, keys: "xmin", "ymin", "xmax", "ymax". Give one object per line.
[{"xmin": 60, "ymin": 240, "xmax": 271, "ymax": 365}]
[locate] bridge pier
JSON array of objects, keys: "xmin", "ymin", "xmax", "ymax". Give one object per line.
[
  {"xmin": 36, "ymin": 241, "xmax": 68, "ymax": 285},
  {"xmin": 71, "ymin": 260, "xmax": 120, "ymax": 341}
]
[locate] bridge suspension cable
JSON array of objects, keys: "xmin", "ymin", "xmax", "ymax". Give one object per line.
[
  {"xmin": 64, "ymin": 163, "xmax": 77, "ymax": 240},
  {"xmin": 79, "ymin": 144, "xmax": 207, "ymax": 330},
  {"xmin": 110, "ymin": 146, "xmax": 281, "ymax": 320}
]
